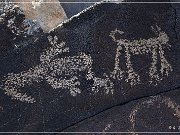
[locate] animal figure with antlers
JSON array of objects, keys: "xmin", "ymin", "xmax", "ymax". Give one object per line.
[
  {"xmin": 109, "ymin": 25, "xmax": 173, "ymax": 86},
  {"xmin": 1, "ymin": 36, "xmax": 114, "ymax": 103}
]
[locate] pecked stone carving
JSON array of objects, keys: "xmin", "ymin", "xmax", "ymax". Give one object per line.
[
  {"xmin": 109, "ymin": 25, "xmax": 173, "ymax": 86},
  {"xmin": 1, "ymin": 36, "xmax": 114, "ymax": 103}
]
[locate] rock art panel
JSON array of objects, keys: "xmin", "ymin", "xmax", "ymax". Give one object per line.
[{"xmin": 0, "ymin": 0, "xmax": 179, "ymax": 132}]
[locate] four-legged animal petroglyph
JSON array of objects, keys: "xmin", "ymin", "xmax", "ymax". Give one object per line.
[
  {"xmin": 1, "ymin": 36, "xmax": 113, "ymax": 103},
  {"xmin": 0, "ymin": 25, "xmax": 173, "ymax": 103},
  {"xmin": 109, "ymin": 25, "xmax": 173, "ymax": 86}
]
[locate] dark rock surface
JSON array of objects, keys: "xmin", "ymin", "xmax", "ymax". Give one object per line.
[
  {"xmin": 62, "ymin": 88, "xmax": 180, "ymax": 133},
  {"xmin": 0, "ymin": 2, "xmax": 43, "ymax": 56},
  {"xmin": 0, "ymin": 0, "xmax": 179, "ymax": 133}
]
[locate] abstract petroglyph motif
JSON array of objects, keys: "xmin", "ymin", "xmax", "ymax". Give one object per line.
[
  {"xmin": 109, "ymin": 25, "xmax": 173, "ymax": 86},
  {"xmin": 129, "ymin": 96, "xmax": 180, "ymax": 133},
  {"xmin": 1, "ymin": 36, "xmax": 114, "ymax": 103}
]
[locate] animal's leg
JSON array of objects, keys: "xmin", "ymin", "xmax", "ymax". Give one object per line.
[
  {"xmin": 84, "ymin": 64, "xmax": 114, "ymax": 94},
  {"xmin": 149, "ymin": 46, "xmax": 161, "ymax": 84},
  {"xmin": 124, "ymin": 46, "xmax": 140, "ymax": 86},
  {"xmin": 40, "ymin": 36, "xmax": 69, "ymax": 63},
  {"xmin": 110, "ymin": 45, "xmax": 124, "ymax": 80},
  {"xmin": 45, "ymin": 75, "xmax": 81, "ymax": 96},
  {"xmin": 159, "ymin": 45, "xmax": 173, "ymax": 76},
  {"xmin": 91, "ymin": 74, "xmax": 114, "ymax": 94}
]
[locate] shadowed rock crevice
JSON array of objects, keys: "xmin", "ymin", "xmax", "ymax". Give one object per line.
[{"xmin": 60, "ymin": 85, "xmax": 180, "ymax": 132}]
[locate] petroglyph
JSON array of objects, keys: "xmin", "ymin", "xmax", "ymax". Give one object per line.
[
  {"xmin": 91, "ymin": 74, "xmax": 114, "ymax": 94},
  {"xmin": 1, "ymin": 36, "xmax": 114, "ymax": 103},
  {"xmin": 129, "ymin": 96, "xmax": 180, "ymax": 133},
  {"xmin": 109, "ymin": 25, "xmax": 173, "ymax": 86}
]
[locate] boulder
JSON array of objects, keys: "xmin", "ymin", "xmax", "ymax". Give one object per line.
[{"xmin": 0, "ymin": 0, "xmax": 179, "ymax": 132}]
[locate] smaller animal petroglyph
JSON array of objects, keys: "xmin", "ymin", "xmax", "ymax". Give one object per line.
[
  {"xmin": 109, "ymin": 25, "xmax": 173, "ymax": 86},
  {"xmin": 129, "ymin": 96, "xmax": 180, "ymax": 134},
  {"xmin": 1, "ymin": 36, "xmax": 114, "ymax": 103}
]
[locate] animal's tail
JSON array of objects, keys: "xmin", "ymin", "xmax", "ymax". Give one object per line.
[{"xmin": 3, "ymin": 87, "xmax": 36, "ymax": 103}]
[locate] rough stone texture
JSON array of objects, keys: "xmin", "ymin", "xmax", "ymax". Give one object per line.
[
  {"xmin": 171, "ymin": 0, "xmax": 180, "ymax": 40},
  {"xmin": 0, "ymin": 0, "xmax": 179, "ymax": 133},
  {"xmin": 0, "ymin": 2, "xmax": 43, "ymax": 56},
  {"xmin": 62, "ymin": 88, "xmax": 180, "ymax": 133}
]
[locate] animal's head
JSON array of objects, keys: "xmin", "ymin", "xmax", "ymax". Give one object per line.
[
  {"xmin": 109, "ymin": 28, "xmax": 125, "ymax": 43},
  {"xmin": 151, "ymin": 24, "xmax": 170, "ymax": 46}
]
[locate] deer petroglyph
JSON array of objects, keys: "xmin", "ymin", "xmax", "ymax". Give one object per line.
[{"xmin": 1, "ymin": 36, "xmax": 113, "ymax": 103}]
